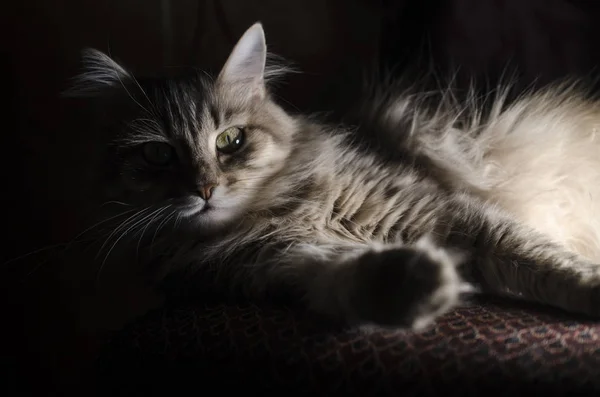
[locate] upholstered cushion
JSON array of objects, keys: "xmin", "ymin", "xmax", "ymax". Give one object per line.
[{"xmin": 98, "ymin": 296, "xmax": 600, "ymax": 396}]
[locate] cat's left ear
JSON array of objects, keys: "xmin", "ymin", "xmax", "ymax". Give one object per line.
[
  {"xmin": 217, "ymin": 23, "xmax": 267, "ymax": 99},
  {"xmin": 62, "ymin": 49, "xmax": 131, "ymax": 98}
]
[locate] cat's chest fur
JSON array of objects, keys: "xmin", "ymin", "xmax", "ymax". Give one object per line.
[{"xmin": 258, "ymin": 131, "xmax": 444, "ymax": 246}]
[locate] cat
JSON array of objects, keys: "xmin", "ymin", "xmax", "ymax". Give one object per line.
[{"xmin": 65, "ymin": 22, "xmax": 600, "ymax": 330}]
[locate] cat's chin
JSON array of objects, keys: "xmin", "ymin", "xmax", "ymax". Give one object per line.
[
  {"xmin": 178, "ymin": 202, "xmax": 209, "ymax": 218},
  {"xmin": 175, "ymin": 197, "xmax": 237, "ymax": 230}
]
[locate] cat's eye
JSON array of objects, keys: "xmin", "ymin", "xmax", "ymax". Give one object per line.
[
  {"xmin": 142, "ymin": 142, "xmax": 175, "ymax": 166},
  {"xmin": 216, "ymin": 127, "xmax": 245, "ymax": 154}
]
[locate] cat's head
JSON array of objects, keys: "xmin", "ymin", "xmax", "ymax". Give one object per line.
[{"xmin": 69, "ymin": 23, "xmax": 297, "ymax": 232}]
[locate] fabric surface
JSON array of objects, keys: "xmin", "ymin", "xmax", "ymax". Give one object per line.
[{"xmin": 98, "ymin": 296, "xmax": 600, "ymax": 396}]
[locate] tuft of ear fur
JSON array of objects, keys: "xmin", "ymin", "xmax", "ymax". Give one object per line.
[
  {"xmin": 62, "ymin": 48, "xmax": 131, "ymax": 98},
  {"xmin": 264, "ymin": 52, "xmax": 297, "ymax": 86},
  {"xmin": 217, "ymin": 23, "xmax": 269, "ymax": 98}
]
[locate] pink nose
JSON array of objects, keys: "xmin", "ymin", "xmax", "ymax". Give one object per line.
[{"xmin": 198, "ymin": 184, "xmax": 216, "ymax": 201}]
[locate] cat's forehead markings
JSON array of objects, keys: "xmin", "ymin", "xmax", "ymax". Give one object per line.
[
  {"xmin": 208, "ymin": 103, "xmax": 221, "ymax": 129},
  {"xmin": 223, "ymin": 108, "xmax": 235, "ymax": 124},
  {"xmin": 183, "ymin": 97, "xmax": 202, "ymax": 143}
]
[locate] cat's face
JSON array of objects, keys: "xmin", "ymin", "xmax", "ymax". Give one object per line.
[{"xmin": 74, "ymin": 24, "xmax": 296, "ymax": 231}]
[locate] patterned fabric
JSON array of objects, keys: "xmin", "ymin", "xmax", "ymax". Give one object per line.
[{"xmin": 98, "ymin": 296, "xmax": 600, "ymax": 396}]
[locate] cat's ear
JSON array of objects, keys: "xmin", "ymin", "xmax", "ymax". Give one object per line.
[
  {"xmin": 62, "ymin": 48, "xmax": 131, "ymax": 97},
  {"xmin": 217, "ymin": 23, "xmax": 267, "ymax": 99}
]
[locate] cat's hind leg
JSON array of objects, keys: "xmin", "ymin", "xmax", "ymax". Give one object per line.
[{"xmin": 443, "ymin": 194, "xmax": 600, "ymax": 319}]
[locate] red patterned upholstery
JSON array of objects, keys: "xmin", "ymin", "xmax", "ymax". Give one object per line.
[{"xmin": 98, "ymin": 296, "xmax": 600, "ymax": 396}]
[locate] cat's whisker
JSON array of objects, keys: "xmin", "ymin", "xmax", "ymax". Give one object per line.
[
  {"xmin": 227, "ymin": 176, "xmax": 271, "ymax": 183},
  {"xmin": 99, "ymin": 206, "xmax": 164, "ymax": 257},
  {"xmin": 98, "ymin": 200, "xmax": 133, "ymax": 208},
  {"xmin": 96, "ymin": 206, "xmax": 169, "ymax": 281},
  {"xmin": 9, "ymin": 212, "xmax": 141, "ymax": 277},
  {"xmin": 130, "ymin": 74, "xmax": 160, "ymax": 117},
  {"xmin": 135, "ymin": 205, "xmax": 168, "ymax": 260},
  {"xmin": 23, "ymin": 238, "xmax": 101, "ymax": 278},
  {"xmin": 64, "ymin": 22, "xmax": 600, "ymax": 328},
  {"xmin": 134, "ymin": 205, "xmax": 173, "ymax": 262},
  {"xmin": 271, "ymin": 93, "xmax": 300, "ymax": 112},
  {"xmin": 94, "ymin": 207, "xmax": 153, "ymax": 261},
  {"xmin": 150, "ymin": 209, "xmax": 178, "ymax": 247},
  {"xmin": 21, "ymin": 208, "xmax": 146, "ymax": 276},
  {"xmin": 132, "ymin": 118, "xmax": 162, "ymax": 129},
  {"xmin": 173, "ymin": 213, "xmax": 183, "ymax": 230},
  {"xmin": 145, "ymin": 211, "xmax": 179, "ymax": 258},
  {"xmin": 2, "ymin": 242, "xmax": 72, "ymax": 269},
  {"xmin": 2, "ymin": 208, "xmax": 138, "ymax": 273}
]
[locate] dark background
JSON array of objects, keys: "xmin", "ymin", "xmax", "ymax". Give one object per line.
[{"xmin": 2, "ymin": 0, "xmax": 600, "ymax": 395}]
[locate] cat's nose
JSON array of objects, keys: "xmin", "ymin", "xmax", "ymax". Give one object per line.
[{"xmin": 198, "ymin": 184, "xmax": 217, "ymax": 201}]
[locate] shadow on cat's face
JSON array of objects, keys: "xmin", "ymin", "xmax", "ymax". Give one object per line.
[
  {"xmin": 109, "ymin": 74, "xmax": 295, "ymax": 230},
  {"xmin": 70, "ymin": 23, "xmax": 296, "ymax": 234}
]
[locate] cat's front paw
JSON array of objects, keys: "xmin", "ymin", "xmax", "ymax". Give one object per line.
[{"xmin": 350, "ymin": 239, "xmax": 465, "ymax": 330}]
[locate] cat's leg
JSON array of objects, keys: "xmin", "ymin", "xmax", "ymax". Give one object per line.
[
  {"xmin": 444, "ymin": 194, "xmax": 600, "ymax": 318},
  {"xmin": 240, "ymin": 238, "xmax": 466, "ymax": 330}
]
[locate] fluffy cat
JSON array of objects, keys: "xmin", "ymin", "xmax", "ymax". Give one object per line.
[{"xmin": 66, "ymin": 23, "xmax": 600, "ymax": 330}]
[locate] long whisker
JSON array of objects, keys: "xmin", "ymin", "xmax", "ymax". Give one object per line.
[
  {"xmin": 67, "ymin": 208, "xmax": 138, "ymax": 251},
  {"xmin": 173, "ymin": 212, "xmax": 183, "ymax": 229},
  {"xmin": 135, "ymin": 205, "xmax": 173, "ymax": 259},
  {"xmin": 230, "ymin": 176, "xmax": 271, "ymax": 183},
  {"xmin": 23, "ymin": 239, "xmax": 99, "ymax": 278},
  {"xmin": 96, "ymin": 206, "xmax": 169, "ymax": 280},
  {"xmin": 2, "ymin": 208, "xmax": 138, "ymax": 270},
  {"xmin": 148, "ymin": 209, "xmax": 178, "ymax": 254},
  {"xmin": 99, "ymin": 200, "xmax": 133, "ymax": 208},
  {"xmin": 2, "ymin": 242, "xmax": 72, "ymax": 268},
  {"xmin": 94, "ymin": 207, "xmax": 152, "ymax": 261}
]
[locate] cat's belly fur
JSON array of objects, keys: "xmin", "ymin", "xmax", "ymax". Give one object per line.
[
  {"xmin": 468, "ymin": 98, "xmax": 600, "ymax": 262},
  {"xmin": 339, "ymin": 89, "xmax": 600, "ymax": 263}
]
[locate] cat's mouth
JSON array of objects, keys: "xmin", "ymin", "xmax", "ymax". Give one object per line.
[
  {"xmin": 175, "ymin": 196, "xmax": 211, "ymax": 217},
  {"xmin": 178, "ymin": 205, "xmax": 209, "ymax": 219}
]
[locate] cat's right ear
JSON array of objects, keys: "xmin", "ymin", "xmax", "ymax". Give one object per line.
[
  {"xmin": 217, "ymin": 23, "xmax": 267, "ymax": 99},
  {"xmin": 62, "ymin": 48, "xmax": 131, "ymax": 98}
]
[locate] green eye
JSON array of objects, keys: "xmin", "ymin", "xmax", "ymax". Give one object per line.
[
  {"xmin": 216, "ymin": 127, "xmax": 245, "ymax": 154},
  {"xmin": 142, "ymin": 142, "xmax": 175, "ymax": 166}
]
